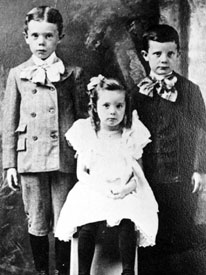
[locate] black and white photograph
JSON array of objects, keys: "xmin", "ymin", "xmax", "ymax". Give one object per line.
[{"xmin": 1, "ymin": 1, "xmax": 206, "ymax": 275}]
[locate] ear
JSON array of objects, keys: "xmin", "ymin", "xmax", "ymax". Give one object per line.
[
  {"xmin": 58, "ymin": 33, "xmax": 65, "ymax": 44},
  {"xmin": 141, "ymin": 50, "xmax": 149, "ymax": 62},
  {"xmin": 23, "ymin": 32, "xmax": 29, "ymax": 44},
  {"xmin": 177, "ymin": 50, "xmax": 181, "ymax": 58}
]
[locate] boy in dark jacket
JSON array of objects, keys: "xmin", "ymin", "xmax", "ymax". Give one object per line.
[{"xmin": 131, "ymin": 24, "xmax": 206, "ymax": 274}]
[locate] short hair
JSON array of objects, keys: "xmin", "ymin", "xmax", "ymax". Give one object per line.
[
  {"xmin": 87, "ymin": 76, "xmax": 132, "ymax": 131},
  {"xmin": 24, "ymin": 6, "xmax": 63, "ymax": 36},
  {"xmin": 142, "ymin": 24, "xmax": 180, "ymax": 52}
]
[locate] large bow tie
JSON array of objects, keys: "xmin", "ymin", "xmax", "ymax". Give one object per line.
[
  {"xmin": 20, "ymin": 59, "xmax": 65, "ymax": 84},
  {"xmin": 138, "ymin": 74, "xmax": 178, "ymax": 102}
]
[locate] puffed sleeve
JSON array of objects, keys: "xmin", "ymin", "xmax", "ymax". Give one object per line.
[
  {"xmin": 65, "ymin": 118, "xmax": 95, "ymax": 156},
  {"xmin": 125, "ymin": 110, "xmax": 151, "ymax": 160}
]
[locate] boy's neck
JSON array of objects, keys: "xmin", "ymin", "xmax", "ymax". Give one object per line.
[
  {"xmin": 32, "ymin": 52, "xmax": 58, "ymax": 66},
  {"xmin": 150, "ymin": 70, "xmax": 173, "ymax": 80}
]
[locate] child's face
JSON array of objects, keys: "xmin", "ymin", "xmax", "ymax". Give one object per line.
[
  {"xmin": 97, "ymin": 89, "xmax": 126, "ymax": 131},
  {"xmin": 142, "ymin": 40, "xmax": 179, "ymax": 76},
  {"xmin": 25, "ymin": 20, "xmax": 62, "ymax": 60}
]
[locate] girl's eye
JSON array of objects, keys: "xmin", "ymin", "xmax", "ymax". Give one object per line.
[
  {"xmin": 103, "ymin": 103, "xmax": 110, "ymax": 108},
  {"xmin": 117, "ymin": 104, "xmax": 123, "ymax": 109}
]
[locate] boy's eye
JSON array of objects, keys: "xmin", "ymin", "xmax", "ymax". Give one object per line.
[
  {"xmin": 31, "ymin": 33, "xmax": 39, "ymax": 38},
  {"xmin": 46, "ymin": 33, "xmax": 54, "ymax": 39},
  {"xmin": 153, "ymin": 52, "xmax": 161, "ymax": 57},
  {"xmin": 167, "ymin": 52, "xmax": 174, "ymax": 58}
]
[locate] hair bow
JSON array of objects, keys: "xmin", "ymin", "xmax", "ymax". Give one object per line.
[{"xmin": 87, "ymin": 74, "xmax": 105, "ymax": 91}]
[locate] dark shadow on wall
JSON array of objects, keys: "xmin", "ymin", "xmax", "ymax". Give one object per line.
[{"xmin": 179, "ymin": 0, "xmax": 190, "ymax": 77}]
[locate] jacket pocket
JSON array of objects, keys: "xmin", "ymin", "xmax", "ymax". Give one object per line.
[
  {"xmin": 15, "ymin": 124, "xmax": 27, "ymax": 151},
  {"xmin": 15, "ymin": 123, "xmax": 27, "ymax": 133}
]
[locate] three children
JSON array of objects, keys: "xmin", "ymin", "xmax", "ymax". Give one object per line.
[{"xmin": 2, "ymin": 4, "xmax": 206, "ymax": 275}]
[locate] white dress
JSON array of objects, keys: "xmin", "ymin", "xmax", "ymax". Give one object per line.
[{"xmin": 55, "ymin": 113, "xmax": 159, "ymax": 247}]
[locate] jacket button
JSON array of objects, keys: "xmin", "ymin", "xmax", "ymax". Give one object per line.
[
  {"xmin": 32, "ymin": 136, "xmax": 38, "ymax": 141},
  {"xmin": 32, "ymin": 89, "xmax": 37, "ymax": 94},
  {"xmin": 31, "ymin": 112, "xmax": 36, "ymax": 117},
  {"xmin": 49, "ymin": 107, "xmax": 55, "ymax": 113},
  {"xmin": 49, "ymin": 86, "xmax": 55, "ymax": 91},
  {"xmin": 50, "ymin": 131, "xmax": 58, "ymax": 139}
]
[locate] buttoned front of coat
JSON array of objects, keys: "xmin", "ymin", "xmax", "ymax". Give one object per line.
[
  {"xmin": 131, "ymin": 72, "xmax": 206, "ymax": 184},
  {"xmin": 3, "ymin": 57, "xmax": 88, "ymax": 173}
]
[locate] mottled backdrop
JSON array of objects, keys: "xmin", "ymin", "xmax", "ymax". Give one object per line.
[{"xmin": 0, "ymin": 0, "xmax": 206, "ymax": 274}]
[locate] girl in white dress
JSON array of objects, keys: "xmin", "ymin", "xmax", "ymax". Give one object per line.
[{"xmin": 55, "ymin": 75, "xmax": 158, "ymax": 275}]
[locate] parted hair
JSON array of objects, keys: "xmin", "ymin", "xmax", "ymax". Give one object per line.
[
  {"xmin": 87, "ymin": 76, "xmax": 132, "ymax": 131},
  {"xmin": 142, "ymin": 24, "xmax": 180, "ymax": 52},
  {"xmin": 24, "ymin": 6, "xmax": 64, "ymax": 37}
]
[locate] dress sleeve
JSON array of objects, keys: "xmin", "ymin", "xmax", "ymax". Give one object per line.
[
  {"xmin": 126, "ymin": 110, "xmax": 151, "ymax": 160},
  {"xmin": 65, "ymin": 118, "xmax": 94, "ymax": 155}
]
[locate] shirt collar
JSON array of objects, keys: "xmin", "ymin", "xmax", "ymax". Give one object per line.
[{"xmin": 32, "ymin": 52, "xmax": 58, "ymax": 66}]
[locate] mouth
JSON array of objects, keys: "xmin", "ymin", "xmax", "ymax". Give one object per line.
[
  {"xmin": 158, "ymin": 66, "xmax": 169, "ymax": 70},
  {"xmin": 107, "ymin": 118, "xmax": 117, "ymax": 121},
  {"xmin": 37, "ymin": 50, "xmax": 47, "ymax": 54}
]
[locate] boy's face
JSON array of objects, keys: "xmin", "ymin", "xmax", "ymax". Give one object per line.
[
  {"xmin": 25, "ymin": 20, "xmax": 62, "ymax": 60},
  {"xmin": 142, "ymin": 40, "xmax": 179, "ymax": 76}
]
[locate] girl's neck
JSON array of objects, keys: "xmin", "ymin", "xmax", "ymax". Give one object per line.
[{"xmin": 98, "ymin": 126, "xmax": 122, "ymax": 139}]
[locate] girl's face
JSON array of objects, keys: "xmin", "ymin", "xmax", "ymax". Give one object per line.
[
  {"xmin": 142, "ymin": 40, "xmax": 179, "ymax": 76},
  {"xmin": 25, "ymin": 20, "xmax": 62, "ymax": 60},
  {"xmin": 97, "ymin": 89, "xmax": 126, "ymax": 131}
]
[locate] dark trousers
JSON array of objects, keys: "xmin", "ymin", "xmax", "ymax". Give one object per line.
[
  {"xmin": 139, "ymin": 180, "xmax": 203, "ymax": 275},
  {"xmin": 78, "ymin": 219, "xmax": 137, "ymax": 275}
]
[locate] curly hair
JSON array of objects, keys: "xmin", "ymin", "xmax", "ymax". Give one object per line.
[
  {"xmin": 24, "ymin": 6, "xmax": 64, "ymax": 37},
  {"xmin": 87, "ymin": 75, "xmax": 132, "ymax": 131}
]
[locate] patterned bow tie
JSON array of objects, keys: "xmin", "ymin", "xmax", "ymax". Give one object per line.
[
  {"xmin": 138, "ymin": 74, "xmax": 178, "ymax": 102},
  {"xmin": 20, "ymin": 58, "xmax": 65, "ymax": 84}
]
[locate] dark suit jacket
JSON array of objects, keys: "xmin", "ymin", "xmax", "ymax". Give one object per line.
[
  {"xmin": 131, "ymin": 72, "xmax": 206, "ymax": 184},
  {"xmin": 2, "ymin": 57, "xmax": 88, "ymax": 173}
]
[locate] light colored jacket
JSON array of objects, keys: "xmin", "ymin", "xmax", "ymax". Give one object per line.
[{"xmin": 2, "ymin": 57, "xmax": 88, "ymax": 173}]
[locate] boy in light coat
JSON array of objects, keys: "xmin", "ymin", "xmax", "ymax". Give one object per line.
[{"xmin": 2, "ymin": 6, "xmax": 88, "ymax": 275}]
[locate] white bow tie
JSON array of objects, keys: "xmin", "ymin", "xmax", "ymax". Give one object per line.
[{"xmin": 20, "ymin": 58, "xmax": 65, "ymax": 84}]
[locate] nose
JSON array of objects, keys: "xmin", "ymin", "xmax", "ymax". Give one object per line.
[
  {"xmin": 109, "ymin": 106, "xmax": 116, "ymax": 114},
  {"xmin": 38, "ymin": 35, "xmax": 45, "ymax": 45},
  {"xmin": 160, "ymin": 53, "xmax": 168, "ymax": 63}
]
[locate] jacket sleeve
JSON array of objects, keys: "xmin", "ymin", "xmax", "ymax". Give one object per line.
[
  {"xmin": 2, "ymin": 68, "xmax": 20, "ymax": 170},
  {"xmin": 192, "ymin": 85, "xmax": 206, "ymax": 173},
  {"xmin": 72, "ymin": 67, "xmax": 89, "ymax": 119}
]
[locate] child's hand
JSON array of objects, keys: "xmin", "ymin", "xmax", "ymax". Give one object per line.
[
  {"xmin": 6, "ymin": 168, "xmax": 20, "ymax": 191},
  {"xmin": 108, "ymin": 178, "xmax": 136, "ymax": 200},
  {"xmin": 192, "ymin": 172, "xmax": 206, "ymax": 193},
  {"xmin": 109, "ymin": 186, "xmax": 129, "ymax": 200}
]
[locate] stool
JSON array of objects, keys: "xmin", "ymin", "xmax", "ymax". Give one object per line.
[{"xmin": 70, "ymin": 226, "xmax": 138, "ymax": 275}]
